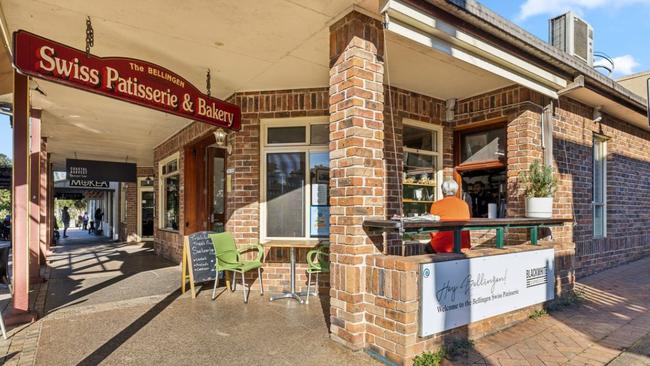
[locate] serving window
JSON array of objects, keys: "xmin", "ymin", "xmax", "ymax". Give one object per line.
[{"xmin": 455, "ymin": 121, "xmax": 507, "ymax": 218}]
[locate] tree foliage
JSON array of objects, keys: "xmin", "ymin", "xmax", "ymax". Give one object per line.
[
  {"xmin": 0, "ymin": 154, "xmax": 9, "ymax": 217},
  {"xmin": 0, "ymin": 189, "xmax": 9, "ymax": 218},
  {"xmin": 0, "ymin": 154, "xmax": 11, "ymax": 168}
]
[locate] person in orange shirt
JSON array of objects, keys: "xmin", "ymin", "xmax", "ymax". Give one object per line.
[{"xmin": 429, "ymin": 179, "xmax": 471, "ymax": 253}]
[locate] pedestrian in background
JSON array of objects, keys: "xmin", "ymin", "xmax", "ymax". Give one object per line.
[
  {"xmin": 82, "ymin": 212, "xmax": 89, "ymax": 231},
  {"xmin": 94, "ymin": 207, "xmax": 103, "ymax": 233},
  {"xmin": 61, "ymin": 206, "xmax": 70, "ymax": 238}
]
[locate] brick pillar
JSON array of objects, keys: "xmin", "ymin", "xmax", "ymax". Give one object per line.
[
  {"xmin": 506, "ymin": 107, "xmax": 543, "ymax": 218},
  {"xmin": 506, "ymin": 104, "xmax": 575, "ymax": 295},
  {"xmin": 329, "ymin": 11, "xmax": 385, "ymax": 350}
]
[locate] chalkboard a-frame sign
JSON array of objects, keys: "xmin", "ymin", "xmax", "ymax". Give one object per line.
[{"xmin": 182, "ymin": 231, "xmax": 217, "ymax": 298}]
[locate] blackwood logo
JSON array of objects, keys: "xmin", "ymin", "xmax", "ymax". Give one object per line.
[{"xmin": 526, "ymin": 266, "xmax": 548, "ymax": 288}]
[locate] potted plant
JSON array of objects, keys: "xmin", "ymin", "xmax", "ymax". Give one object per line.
[{"xmin": 519, "ymin": 160, "xmax": 557, "ymax": 218}]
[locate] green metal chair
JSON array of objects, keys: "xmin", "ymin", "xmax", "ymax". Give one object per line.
[
  {"xmin": 209, "ymin": 232, "xmax": 264, "ymax": 303},
  {"xmin": 304, "ymin": 246, "xmax": 330, "ymax": 304}
]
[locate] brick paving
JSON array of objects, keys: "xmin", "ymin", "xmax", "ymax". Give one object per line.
[
  {"xmin": 448, "ymin": 256, "xmax": 650, "ymax": 366},
  {"xmin": 0, "ymin": 266, "xmax": 49, "ymax": 366}
]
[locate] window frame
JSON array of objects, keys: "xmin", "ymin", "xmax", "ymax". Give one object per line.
[
  {"xmin": 137, "ymin": 177, "xmax": 155, "ymax": 238},
  {"xmin": 592, "ymin": 134, "xmax": 608, "ymax": 239},
  {"xmin": 260, "ymin": 117, "xmax": 329, "ymax": 241},
  {"xmin": 120, "ymin": 183, "xmax": 127, "ymax": 223},
  {"xmin": 402, "ymin": 119, "xmax": 444, "ymax": 204},
  {"xmin": 454, "ymin": 120, "xmax": 508, "ymax": 171},
  {"xmin": 158, "ymin": 152, "xmax": 180, "ymax": 231}
]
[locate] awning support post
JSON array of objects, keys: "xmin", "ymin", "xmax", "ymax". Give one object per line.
[
  {"xmin": 7, "ymin": 71, "xmax": 37, "ymax": 325},
  {"xmin": 29, "ymin": 109, "xmax": 42, "ymax": 283}
]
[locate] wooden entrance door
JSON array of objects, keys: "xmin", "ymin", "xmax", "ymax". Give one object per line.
[
  {"xmin": 184, "ymin": 136, "xmax": 228, "ymax": 235},
  {"xmin": 184, "ymin": 137, "xmax": 210, "ymax": 234}
]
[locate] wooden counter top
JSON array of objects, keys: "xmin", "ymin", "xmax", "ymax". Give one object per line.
[{"xmin": 363, "ymin": 217, "xmax": 571, "ymax": 231}]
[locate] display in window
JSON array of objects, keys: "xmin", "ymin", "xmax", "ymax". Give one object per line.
[
  {"xmin": 403, "ymin": 151, "xmax": 438, "ymax": 216},
  {"xmin": 310, "ymin": 206, "xmax": 330, "ymax": 237},
  {"xmin": 164, "ymin": 175, "xmax": 179, "ymax": 230},
  {"xmin": 309, "ymin": 151, "xmax": 329, "ymax": 237}
]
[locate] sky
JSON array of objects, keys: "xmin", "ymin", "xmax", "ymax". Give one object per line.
[
  {"xmin": 0, "ymin": 115, "xmax": 10, "ymax": 159},
  {"xmin": 479, "ymin": 0, "xmax": 650, "ymax": 78}
]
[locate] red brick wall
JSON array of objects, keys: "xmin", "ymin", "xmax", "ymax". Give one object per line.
[
  {"xmin": 383, "ymin": 86, "xmax": 445, "ymax": 255},
  {"xmin": 153, "ymin": 88, "xmax": 329, "ymax": 293},
  {"xmin": 553, "ymin": 97, "xmax": 650, "ymax": 277},
  {"xmin": 365, "ymin": 244, "xmax": 568, "ymax": 365},
  {"xmin": 119, "ymin": 167, "xmax": 153, "ymax": 242},
  {"xmin": 384, "ymin": 86, "xmax": 445, "ymax": 218},
  {"xmin": 447, "ymin": 83, "xmax": 650, "ymax": 279}
]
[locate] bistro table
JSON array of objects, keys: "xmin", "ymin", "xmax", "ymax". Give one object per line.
[
  {"xmin": 262, "ymin": 239, "xmax": 325, "ymax": 303},
  {"xmin": 363, "ymin": 217, "xmax": 571, "ymax": 253}
]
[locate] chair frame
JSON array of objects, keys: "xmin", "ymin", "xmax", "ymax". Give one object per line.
[
  {"xmin": 305, "ymin": 247, "xmax": 329, "ymax": 304},
  {"xmin": 210, "ymin": 243, "xmax": 264, "ymax": 303}
]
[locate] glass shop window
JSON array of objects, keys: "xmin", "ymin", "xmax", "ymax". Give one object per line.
[
  {"xmin": 460, "ymin": 127, "xmax": 506, "ymax": 164},
  {"xmin": 263, "ymin": 122, "xmax": 329, "ymax": 240},
  {"xmin": 593, "ymin": 135, "xmax": 607, "ymax": 238},
  {"xmin": 159, "ymin": 155, "xmax": 179, "ymax": 231},
  {"xmin": 402, "ymin": 122, "xmax": 442, "ymax": 217}
]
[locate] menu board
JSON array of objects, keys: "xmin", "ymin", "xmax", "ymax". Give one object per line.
[{"xmin": 185, "ymin": 231, "xmax": 217, "ymax": 284}]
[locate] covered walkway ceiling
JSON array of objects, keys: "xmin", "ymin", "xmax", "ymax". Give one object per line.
[
  {"xmin": 0, "ymin": 0, "xmax": 561, "ymax": 169},
  {"xmin": 0, "ymin": 0, "xmax": 378, "ymax": 169}
]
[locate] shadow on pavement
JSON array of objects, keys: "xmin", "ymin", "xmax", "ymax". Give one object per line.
[{"xmin": 76, "ymin": 289, "xmax": 182, "ymax": 366}]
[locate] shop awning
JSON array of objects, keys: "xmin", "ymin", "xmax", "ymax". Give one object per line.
[
  {"xmin": 560, "ymin": 75, "xmax": 650, "ymax": 131},
  {"xmin": 381, "ymin": 0, "xmax": 567, "ymax": 99}
]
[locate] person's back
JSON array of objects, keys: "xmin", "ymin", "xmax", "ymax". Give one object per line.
[
  {"xmin": 61, "ymin": 207, "xmax": 71, "ymax": 238},
  {"xmin": 429, "ymin": 180, "xmax": 471, "ymax": 253},
  {"xmin": 62, "ymin": 209, "xmax": 70, "ymax": 224},
  {"xmin": 429, "ymin": 196, "xmax": 471, "ymax": 221}
]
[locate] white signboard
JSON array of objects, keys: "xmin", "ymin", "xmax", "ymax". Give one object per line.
[{"xmin": 419, "ymin": 249, "xmax": 555, "ymax": 336}]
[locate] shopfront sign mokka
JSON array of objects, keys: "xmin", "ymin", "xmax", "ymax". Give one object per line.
[
  {"xmin": 13, "ymin": 30, "xmax": 241, "ymax": 130},
  {"xmin": 68, "ymin": 179, "xmax": 110, "ymax": 189},
  {"xmin": 419, "ymin": 249, "xmax": 555, "ymax": 336}
]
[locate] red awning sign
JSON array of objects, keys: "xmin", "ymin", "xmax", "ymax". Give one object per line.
[{"xmin": 13, "ymin": 30, "xmax": 241, "ymax": 130}]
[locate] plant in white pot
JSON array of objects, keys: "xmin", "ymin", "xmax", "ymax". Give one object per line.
[{"xmin": 519, "ymin": 160, "xmax": 557, "ymax": 218}]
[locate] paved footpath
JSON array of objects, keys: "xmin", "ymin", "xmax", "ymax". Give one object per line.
[
  {"xmin": 450, "ymin": 256, "xmax": 650, "ymax": 366},
  {"xmin": 2, "ymin": 246, "xmax": 650, "ymax": 365}
]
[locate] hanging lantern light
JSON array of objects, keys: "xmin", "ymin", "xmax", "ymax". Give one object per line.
[{"xmin": 213, "ymin": 128, "xmax": 227, "ymax": 147}]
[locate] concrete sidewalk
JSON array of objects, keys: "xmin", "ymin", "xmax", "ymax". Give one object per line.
[{"xmin": 31, "ymin": 240, "xmax": 380, "ymax": 366}]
